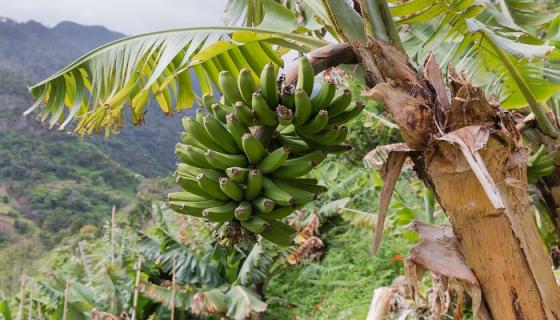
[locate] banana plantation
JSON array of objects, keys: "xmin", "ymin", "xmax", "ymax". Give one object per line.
[{"xmin": 2, "ymin": 0, "xmax": 560, "ymax": 319}]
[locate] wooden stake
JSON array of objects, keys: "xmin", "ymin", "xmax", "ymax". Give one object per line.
[
  {"xmin": 131, "ymin": 255, "xmax": 142, "ymax": 320},
  {"xmin": 62, "ymin": 278, "xmax": 70, "ymax": 320},
  {"xmin": 27, "ymin": 286, "xmax": 33, "ymax": 320},
  {"xmin": 16, "ymin": 274, "xmax": 25, "ymax": 320},
  {"xmin": 170, "ymin": 258, "xmax": 176, "ymax": 320},
  {"xmin": 111, "ymin": 205, "xmax": 116, "ymax": 264}
]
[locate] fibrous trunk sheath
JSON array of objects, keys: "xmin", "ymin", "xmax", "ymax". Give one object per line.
[{"xmin": 358, "ymin": 39, "xmax": 560, "ymax": 319}]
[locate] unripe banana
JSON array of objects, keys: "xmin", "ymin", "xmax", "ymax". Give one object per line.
[
  {"xmin": 176, "ymin": 144, "xmax": 213, "ymax": 168},
  {"xmin": 226, "ymin": 113, "xmax": 250, "ymax": 150},
  {"xmin": 253, "ymin": 197, "xmax": 275, "ymax": 214},
  {"xmin": 270, "ymin": 161, "xmax": 316, "ymax": 179},
  {"xmin": 176, "ymin": 176, "xmax": 213, "ymax": 198},
  {"xmin": 260, "ymin": 220, "xmax": 296, "ymax": 246},
  {"xmin": 218, "ymin": 70, "xmax": 243, "ymax": 105},
  {"xmin": 211, "ymin": 103, "xmax": 230, "ymax": 123},
  {"xmin": 176, "ymin": 163, "xmax": 222, "ymax": 180},
  {"xmin": 202, "ymin": 94, "xmax": 219, "ymax": 110},
  {"xmin": 241, "ymin": 216, "xmax": 270, "ymax": 234},
  {"xmin": 296, "ymin": 56, "xmax": 314, "ymax": 96},
  {"xmin": 327, "ymin": 89, "xmax": 352, "ymax": 117},
  {"xmin": 529, "ymin": 145, "xmax": 547, "ymax": 165},
  {"xmin": 310, "ymin": 81, "xmax": 336, "ymax": 112},
  {"xmin": 252, "ymin": 92, "xmax": 278, "ymax": 126},
  {"xmin": 293, "ymin": 88, "xmax": 312, "ymax": 126},
  {"xmin": 275, "ymin": 135, "xmax": 312, "ymax": 155},
  {"xmin": 279, "ymin": 124, "xmax": 296, "ymax": 135},
  {"xmin": 238, "ymin": 68, "xmax": 256, "ymax": 106},
  {"xmin": 168, "ymin": 191, "xmax": 210, "ymax": 202},
  {"xmin": 274, "ymin": 179, "xmax": 318, "ymax": 205},
  {"xmin": 202, "ymin": 114, "xmax": 240, "ymax": 154},
  {"xmin": 197, "ymin": 174, "xmax": 229, "ymax": 200},
  {"xmin": 328, "ymin": 101, "xmax": 364, "ymax": 125},
  {"xmin": 257, "ymin": 147, "xmax": 290, "ymax": 174},
  {"xmin": 298, "ymin": 126, "xmax": 340, "ymax": 146},
  {"xmin": 234, "ymin": 101, "xmax": 256, "ymax": 126},
  {"xmin": 258, "ymin": 206, "xmax": 296, "ymax": 220},
  {"xmin": 205, "ymin": 149, "xmax": 248, "ymax": 169},
  {"xmin": 260, "ymin": 63, "xmax": 279, "ymax": 107},
  {"xmin": 276, "ymin": 105, "xmax": 293, "ymax": 126},
  {"xmin": 196, "ymin": 109, "xmax": 206, "ymax": 123},
  {"xmin": 242, "ymin": 133, "xmax": 266, "ymax": 164},
  {"xmin": 245, "ymin": 169, "xmax": 264, "ymax": 200},
  {"xmin": 333, "ymin": 126, "xmax": 349, "ymax": 144},
  {"xmin": 182, "ymin": 117, "xmax": 227, "ymax": 153},
  {"xmin": 235, "ymin": 201, "xmax": 253, "ymax": 221},
  {"xmin": 169, "ymin": 199, "xmax": 227, "ymax": 217},
  {"xmin": 298, "ymin": 109, "xmax": 329, "ymax": 134},
  {"xmin": 226, "ymin": 167, "xmax": 249, "ymax": 184},
  {"xmin": 263, "ymin": 177, "xmax": 296, "ymax": 207},
  {"xmin": 284, "ymin": 150, "xmax": 327, "ymax": 166},
  {"xmin": 202, "ymin": 202, "xmax": 237, "ymax": 222},
  {"xmin": 219, "ymin": 177, "xmax": 244, "ymax": 201},
  {"xmin": 180, "ymin": 132, "xmax": 206, "ymax": 149},
  {"xmin": 281, "ymin": 85, "xmax": 296, "ymax": 109}
]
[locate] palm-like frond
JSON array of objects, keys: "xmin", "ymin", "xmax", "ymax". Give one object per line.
[
  {"xmin": 26, "ymin": 27, "xmax": 327, "ymax": 136},
  {"xmin": 225, "ymin": 286, "xmax": 267, "ymax": 320},
  {"xmin": 237, "ymin": 243, "xmax": 273, "ymax": 286},
  {"xmin": 394, "ymin": 0, "xmax": 560, "ymax": 111},
  {"xmin": 138, "ymin": 282, "xmax": 191, "ymax": 309}
]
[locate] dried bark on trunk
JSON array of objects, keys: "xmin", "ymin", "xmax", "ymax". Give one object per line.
[{"xmin": 358, "ymin": 39, "xmax": 560, "ymax": 319}]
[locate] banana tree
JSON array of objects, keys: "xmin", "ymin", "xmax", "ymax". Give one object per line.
[{"xmin": 25, "ymin": 0, "xmax": 560, "ymax": 318}]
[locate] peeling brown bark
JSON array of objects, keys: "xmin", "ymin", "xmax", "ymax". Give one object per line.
[{"xmin": 358, "ymin": 39, "xmax": 560, "ymax": 319}]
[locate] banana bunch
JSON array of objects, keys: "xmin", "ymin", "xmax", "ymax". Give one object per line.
[
  {"xmin": 527, "ymin": 145, "xmax": 558, "ymax": 183},
  {"xmin": 169, "ymin": 56, "xmax": 362, "ymax": 246}
]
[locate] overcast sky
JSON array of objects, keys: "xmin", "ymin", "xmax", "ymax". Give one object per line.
[{"xmin": 0, "ymin": 0, "xmax": 228, "ymax": 34}]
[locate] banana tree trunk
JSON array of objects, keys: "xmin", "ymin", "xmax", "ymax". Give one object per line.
[{"xmin": 354, "ymin": 40, "xmax": 560, "ymax": 319}]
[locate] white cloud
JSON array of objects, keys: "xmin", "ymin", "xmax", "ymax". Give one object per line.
[{"xmin": 0, "ymin": 0, "xmax": 227, "ymax": 34}]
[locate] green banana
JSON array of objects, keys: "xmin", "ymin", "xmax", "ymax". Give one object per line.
[
  {"xmin": 333, "ymin": 126, "xmax": 349, "ymax": 144},
  {"xmin": 176, "ymin": 163, "xmax": 222, "ymax": 180},
  {"xmin": 293, "ymin": 88, "xmax": 312, "ymax": 126},
  {"xmin": 245, "ymin": 169, "xmax": 263, "ymax": 200},
  {"xmin": 258, "ymin": 206, "xmax": 296, "ymax": 220},
  {"xmin": 310, "ymin": 81, "xmax": 336, "ymax": 112},
  {"xmin": 219, "ymin": 177, "xmax": 244, "ymax": 201},
  {"xmin": 241, "ymin": 216, "xmax": 270, "ymax": 234},
  {"xmin": 196, "ymin": 108, "xmax": 206, "ymax": 123},
  {"xmin": 211, "ymin": 103, "xmax": 230, "ymax": 123},
  {"xmin": 253, "ymin": 197, "xmax": 275, "ymax": 213},
  {"xmin": 235, "ymin": 201, "xmax": 253, "ymax": 221},
  {"xmin": 252, "ymin": 92, "xmax": 278, "ymax": 126},
  {"xmin": 196, "ymin": 174, "xmax": 229, "ymax": 200},
  {"xmin": 298, "ymin": 126, "xmax": 340, "ymax": 146},
  {"xmin": 529, "ymin": 145, "xmax": 547, "ymax": 164},
  {"xmin": 279, "ymin": 124, "xmax": 295, "ymax": 135},
  {"xmin": 182, "ymin": 116, "xmax": 227, "ymax": 153},
  {"xmin": 298, "ymin": 109, "xmax": 329, "ymax": 134},
  {"xmin": 296, "ymin": 56, "xmax": 314, "ymax": 96},
  {"xmin": 270, "ymin": 161, "xmax": 316, "ymax": 179},
  {"xmin": 260, "ymin": 220, "xmax": 296, "ymax": 246},
  {"xmin": 176, "ymin": 176, "xmax": 213, "ymax": 198},
  {"xmin": 218, "ymin": 70, "xmax": 243, "ymax": 105},
  {"xmin": 257, "ymin": 147, "xmax": 290, "ymax": 174},
  {"xmin": 263, "ymin": 177, "xmax": 296, "ymax": 207},
  {"xmin": 242, "ymin": 133, "xmax": 266, "ymax": 164},
  {"xmin": 281, "ymin": 85, "xmax": 295, "ymax": 109},
  {"xmin": 226, "ymin": 113, "xmax": 250, "ymax": 150},
  {"xmin": 226, "ymin": 167, "xmax": 249, "ymax": 184},
  {"xmin": 260, "ymin": 63, "xmax": 279, "ymax": 107},
  {"xmin": 176, "ymin": 144, "xmax": 213, "ymax": 168},
  {"xmin": 238, "ymin": 68, "xmax": 256, "ymax": 106},
  {"xmin": 275, "ymin": 134, "xmax": 311, "ymax": 155},
  {"xmin": 168, "ymin": 191, "xmax": 209, "ymax": 202},
  {"xmin": 202, "ymin": 94, "xmax": 219, "ymax": 110},
  {"xmin": 205, "ymin": 149, "xmax": 248, "ymax": 169},
  {"xmin": 169, "ymin": 199, "xmax": 227, "ymax": 217},
  {"xmin": 234, "ymin": 101, "xmax": 256, "ymax": 126},
  {"xmin": 274, "ymin": 179, "xmax": 318, "ymax": 204},
  {"xmin": 202, "ymin": 202, "xmax": 237, "ymax": 222},
  {"xmin": 276, "ymin": 105, "xmax": 293, "ymax": 126},
  {"xmin": 327, "ymin": 89, "xmax": 352, "ymax": 117},
  {"xmin": 284, "ymin": 150, "xmax": 327, "ymax": 166},
  {"xmin": 180, "ymin": 132, "xmax": 206, "ymax": 149},
  {"xmin": 328, "ymin": 101, "xmax": 364, "ymax": 125},
  {"xmin": 203, "ymin": 113, "xmax": 240, "ymax": 154}
]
